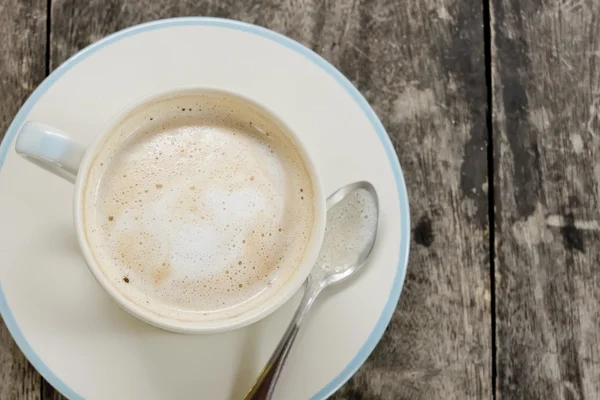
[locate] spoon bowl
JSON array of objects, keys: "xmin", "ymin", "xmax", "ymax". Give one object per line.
[{"xmin": 317, "ymin": 181, "xmax": 379, "ymax": 286}]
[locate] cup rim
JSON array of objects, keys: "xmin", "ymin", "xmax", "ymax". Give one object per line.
[{"xmin": 73, "ymin": 87, "xmax": 326, "ymax": 333}]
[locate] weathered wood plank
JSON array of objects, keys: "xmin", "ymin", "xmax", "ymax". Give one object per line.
[
  {"xmin": 0, "ymin": 316, "xmax": 42, "ymax": 400},
  {"xmin": 41, "ymin": 381, "xmax": 64, "ymax": 400},
  {"xmin": 41, "ymin": 1, "xmax": 491, "ymax": 399},
  {"xmin": 0, "ymin": 0, "xmax": 47, "ymax": 398},
  {"xmin": 492, "ymin": 1, "xmax": 600, "ymax": 398},
  {"xmin": 331, "ymin": 1, "xmax": 491, "ymax": 398}
]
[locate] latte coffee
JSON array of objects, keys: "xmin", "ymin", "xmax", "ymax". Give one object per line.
[{"xmin": 81, "ymin": 91, "xmax": 317, "ymax": 323}]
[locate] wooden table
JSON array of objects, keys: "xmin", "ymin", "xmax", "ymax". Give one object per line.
[{"xmin": 1, "ymin": 0, "xmax": 599, "ymax": 399}]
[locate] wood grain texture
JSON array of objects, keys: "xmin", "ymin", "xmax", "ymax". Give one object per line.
[
  {"xmin": 41, "ymin": 381, "xmax": 64, "ymax": 400},
  {"xmin": 492, "ymin": 0, "xmax": 600, "ymax": 399},
  {"xmin": 0, "ymin": 0, "xmax": 47, "ymax": 399},
  {"xmin": 0, "ymin": 0, "xmax": 491, "ymax": 399},
  {"xmin": 327, "ymin": 1, "xmax": 492, "ymax": 398}
]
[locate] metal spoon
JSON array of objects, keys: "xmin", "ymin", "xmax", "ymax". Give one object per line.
[{"xmin": 245, "ymin": 181, "xmax": 379, "ymax": 400}]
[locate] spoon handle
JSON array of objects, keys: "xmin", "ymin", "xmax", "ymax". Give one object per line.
[{"xmin": 244, "ymin": 276, "xmax": 323, "ymax": 400}]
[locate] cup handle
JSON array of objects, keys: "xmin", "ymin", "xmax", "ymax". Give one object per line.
[{"xmin": 15, "ymin": 122, "xmax": 86, "ymax": 184}]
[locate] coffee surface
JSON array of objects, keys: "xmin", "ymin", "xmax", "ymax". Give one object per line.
[{"xmin": 82, "ymin": 92, "xmax": 316, "ymax": 322}]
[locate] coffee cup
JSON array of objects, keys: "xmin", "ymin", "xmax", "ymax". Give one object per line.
[{"xmin": 15, "ymin": 88, "xmax": 326, "ymax": 333}]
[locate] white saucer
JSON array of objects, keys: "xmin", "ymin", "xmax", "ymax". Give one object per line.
[{"xmin": 0, "ymin": 18, "xmax": 410, "ymax": 400}]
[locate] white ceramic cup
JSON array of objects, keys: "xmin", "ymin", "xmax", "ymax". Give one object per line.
[{"xmin": 15, "ymin": 88, "xmax": 326, "ymax": 333}]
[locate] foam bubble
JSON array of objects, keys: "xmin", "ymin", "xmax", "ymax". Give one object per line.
[{"xmin": 82, "ymin": 91, "xmax": 316, "ymax": 323}]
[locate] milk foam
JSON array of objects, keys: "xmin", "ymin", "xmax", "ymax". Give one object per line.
[{"xmin": 82, "ymin": 92, "xmax": 316, "ymax": 322}]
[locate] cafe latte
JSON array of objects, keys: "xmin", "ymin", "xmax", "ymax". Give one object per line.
[{"xmin": 81, "ymin": 91, "xmax": 317, "ymax": 323}]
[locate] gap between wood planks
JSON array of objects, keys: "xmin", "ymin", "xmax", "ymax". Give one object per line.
[
  {"xmin": 45, "ymin": 0, "xmax": 51, "ymax": 76},
  {"xmin": 482, "ymin": 0, "xmax": 496, "ymax": 398}
]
